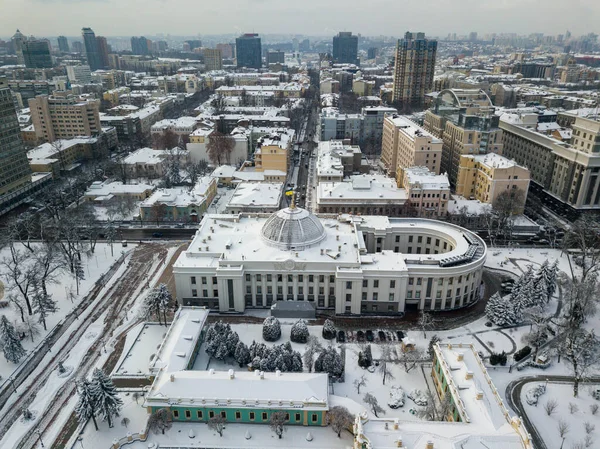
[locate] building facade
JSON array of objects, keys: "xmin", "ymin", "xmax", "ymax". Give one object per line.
[
  {"xmin": 236, "ymin": 34, "xmax": 262, "ymax": 69},
  {"xmin": 333, "ymin": 32, "xmax": 359, "ymax": 65},
  {"xmin": 81, "ymin": 27, "xmax": 103, "ymax": 70},
  {"xmin": 66, "ymin": 65, "xmax": 92, "ymax": 85},
  {"xmin": 391, "ymin": 32, "xmax": 437, "ymax": 109},
  {"xmin": 28, "ymin": 92, "xmax": 101, "ymax": 143},
  {"xmin": 174, "ymin": 207, "xmax": 487, "ymax": 315},
  {"xmin": 57, "ymin": 36, "xmax": 69, "ymax": 53},
  {"xmin": 22, "ymin": 39, "xmax": 53, "ymax": 68},
  {"xmin": 400, "ymin": 166, "xmax": 450, "ymax": 217},
  {"xmin": 203, "ymin": 48, "xmax": 223, "ymax": 71},
  {"xmin": 381, "ymin": 115, "xmax": 442, "ymax": 180}
]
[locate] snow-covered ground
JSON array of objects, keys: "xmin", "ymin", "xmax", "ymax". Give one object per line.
[
  {"xmin": 0, "ymin": 243, "xmax": 133, "ymax": 381},
  {"xmin": 522, "ymin": 383, "xmax": 600, "ymax": 449},
  {"xmin": 112, "ymin": 323, "xmax": 167, "ymax": 376}
]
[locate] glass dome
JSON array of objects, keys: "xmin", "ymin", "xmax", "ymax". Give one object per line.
[{"xmin": 260, "ymin": 206, "xmax": 327, "ymax": 250}]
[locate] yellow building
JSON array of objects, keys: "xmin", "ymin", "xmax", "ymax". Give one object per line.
[
  {"xmin": 381, "ymin": 114, "xmax": 442, "ymax": 181},
  {"xmin": 456, "ymin": 153, "xmax": 530, "ymax": 209},
  {"xmin": 254, "ymin": 130, "xmax": 294, "ymax": 174}
]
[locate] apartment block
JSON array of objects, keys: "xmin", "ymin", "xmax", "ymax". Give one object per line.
[
  {"xmin": 28, "ymin": 91, "xmax": 101, "ymax": 143},
  {"xmin": 254, "ymin": 129, "xmax": 295, "ymax": 174},
  {"xmin": 399, "ymin": 166, "xmax": 450, "ymax": 218},
  {"xmin": 381, "ymin": 114, "xmax": 442, "ymax": 182},
  {"xmin": 203, "ymin": 48, "xmax": 223, "ymax": 71},
  {"xmin": 455, "ymin": 153, "xmax": 530, "ymax": 210}
]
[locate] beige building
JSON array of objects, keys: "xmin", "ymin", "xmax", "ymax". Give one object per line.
[
  {"xmin": 456, "ymin": 153, "xmax": 530, "ymax": 210},
  {"xmin": 381, "ymin": 115, "xmax": 442, "ymax": 181},
  {"xmin": 399, "ymin": 166, "xmax": 450, "ymax": 217},
  {"xmin": 28, "ymin": 91, "xmax": 101, "ymax": 143},
  {"xmin": 501, "ymin": 116, "xmax": 600, "ymax": 210},
  {"xmin": 352, "ymin": 79, "xmax": 375, "ymax": 96},
  {"xmin": 203, "ymin": 48, "xmax": 223, "ymax": 71},
  {"xmin": 254, "ymin": 129, "xmax": 295, "ymax": 174},
  {"xmin": 391, "ymin": 32, "xmax": 437, "ymax": 108}
]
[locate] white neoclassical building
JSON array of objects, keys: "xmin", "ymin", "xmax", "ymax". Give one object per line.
[{"xmin": 173, "ymin": 205, "xmax": 487, "ymax": 315}]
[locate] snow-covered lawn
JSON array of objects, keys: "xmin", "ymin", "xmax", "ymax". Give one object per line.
[
  {"xmin": 0, "ymin": 243, "xmax": 133, "ymax": 381},
  {"xmin": 522, "ymin": 383, "xmax": 600, "ymax": 449}
]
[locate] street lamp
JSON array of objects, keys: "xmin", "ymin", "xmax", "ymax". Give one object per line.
[
  {"xmin": 35, "ymin": 429, "xmax": 44, "ymax": 448},
  {"xmin": 77, "ymin": 436, "xmax": 84, "ymax": 449}
]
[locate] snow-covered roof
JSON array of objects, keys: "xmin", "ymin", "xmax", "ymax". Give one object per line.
[
  {"xmin": 469, "ymin": 153, "xmax": 521, "ymax": 170},
  {"xmin": 85, "ymin": 181, "xmax": 154, "ymax": 197},
  {"xmin": 122, "ymin": 147, "xmax": 167, "ymax": 165},
  {"xmin": 403, "ymin": 167, "xmax": 450, "ymax": 190},
  {"xmin": 386, "ymin": 115, "xmax": 442, "ymax": 143},
  {"xmin": 317, "ymin": 174, "xmax": 408, "ymax": 203},
  {"xmin": 226, "ymin": 182, "xmax": 283, "ymax": 209},
  {"xmin": 141, "ymin": 177, "xmax": 216, "ymax": 208},
  {"xmin": 27, "ymin": 137, "xmax": 98, "ymax": 161},
  {"xmin": 316, "ymin": 140, "xmax": 362, "ymax": 178}
]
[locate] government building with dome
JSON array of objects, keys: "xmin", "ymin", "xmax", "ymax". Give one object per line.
[{"xmin": 173, "ymin": 205, "xmax": 487, "ymax": 315}]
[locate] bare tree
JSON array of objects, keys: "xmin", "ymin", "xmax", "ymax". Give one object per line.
[
  {"xmin": 121, "ymin": 417, "xmax": 130, "ymax": 428},
  {"xmin": 591, "ymin": 404, "xmax": 599, "ymax": 415},
  {"xmin": 148, "ymin": 408, "xmax": 172, "ymax": 435},
  {"xmin": 269, "ymin": 411, "xmax": 287, "ymax": 439},
  {"xmin": 1, "ymin": 246, "xmax": 39, "ymax": 316},
  {"xmin": 584, "ymin": 422, "xmax": 595, "ymax": 434},
  {"xmin": 302, "ymin": 335, "xmax": 323, "ymax": 373},
  {"xmin": 326, "ymin": 406, "xmax": 354, "ymax": 437},
  {"xmin": 544, "ymin": 399, "xmax": 558, "ymax": 416},
  {"xmin": 562, "ymin": 215, "xmax": 600, "ymax": 283},
  {"xmin": 186, "ymin": 159, "xmax": 210, "ymax": 186},
  {"xmin": 132, "ymin": 392, "xmax": 141, "ymax": 405},
  {"xmin": 398, "ymin": 347, "xmax": 424, "ymax": 373},
  {"xmin": 353, "ymin": 374, "xmax": 367, "ymax": 394},
  {"xmin": 150, "ymin": 203, "xmax": 168, "ymax": 225},
  {"xmin": 378, "ymin": 345, "xmax": 396, "ymax": 385},
  {"xmin": 558, "ymin": 419, "xmax": 570, "ymax": 438},
  {"xmin": 15, "ymin": 314, "xmax": 41, "ymax": 342},
  {"xmin": 417, "ymin": 390, "xmax": 453, "ymax": 421},
  {"xmin": 418, "ymin": 310, "xmax": 434, "ymax": 338},
  {"xmin": 492, "ymin": 188, "xmax": 526, "ymax": 241},
  {"xmin": 208, "ymin": 415, "xmax": 226, "ymax": 437},
  {"xmin": 569, "ymin": 402, "xmax": 579, "ymax": 414},
  {"xmin": 363, "ymin": 393, "xmax": 385, "ymax": 417},
  {"xmin": 206, "ymin": 131, "xmax": 235, "ymax": 166}
]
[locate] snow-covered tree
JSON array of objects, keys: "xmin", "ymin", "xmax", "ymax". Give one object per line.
[
  {"xmin": 226, "ymin": 331, "xmax": 240, "ymax": 356},
  {"xmin": 290, "ymin": 319, "xmax": 309, "ymax": 343},
  {"xmin": 315, "ymin": 347, "xmax": 344, "ymax": 379},
  {"xmin": 353, "ymin": 374, "xmax": 367, "ymax": 394},
  {"xmin": 148, "ymin": 408, "xmax": 171, "ymax": 435},
  {"xmin": 31, "ymin": 287, "xmax": 58, "ymax": 331},
  {"xmin": 155, "ymin": 283, "xmax": 173, "ymax": 325},
  {"xmin": 327, "ymin": 406, "xmax": 354, "ymax": 437},
  {"xmin": 262, "ymin": 316, "xmax": 281, "ymax": 342},
  {"xmin": 418, "ymin": 311, "xmax": 434, "ymax": 338},
  {"xmin": 428, "ymin": 335, "xmax": 441, "ymax": 360},
  {"xmin": 234, "ymin": 341, "xmax": 251, "ymax": 367},
  {"xmin": 398, "ymin": 347, "xmax": 424, "ymax": 373},
  {"xmin": 208, "ymin": 415, "xmax": 226, "ymax": 437},
  {"xmin": 90, "ymin": 368, "xmax": 123, "ymax": 428},
  {"xmin": 378, "ymin": 346, "xmax": 396, "ymax": 385},
  {"xmin": 74, "ymin": 259, "xmax": 85, "ymax": 296},
  {"xmin": 269, "ymin": 411, "xmax": 287, "ymax": 439},
  {"xmin": 363, "ymin": 393, "xmax": 385, "ymax": 417},
  {"xmin": 75, "ymin": 380, "xmax": 98, "ymax": 431},
  {"xmin": 322, "ymin": 319, "xmax": 336, "ymax": 340},
  {"xmin": 358, "ymin": 344, "xmax": 373, "ymax": 368},
  {"xmin": 0, "ymin": 315, "xmax": 26, "ymax": 363},
  {"xmin": 485, "ymin": 293, "xmax": 518, "ymax": 326},
  {"xmin": 302, "ymin": 335, "xmax": 323, "ymax": 373}
]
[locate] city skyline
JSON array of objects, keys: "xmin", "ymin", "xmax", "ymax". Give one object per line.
[{"xmin": 2, "ymin": 0, "xmax": 600, "ymax": 38}]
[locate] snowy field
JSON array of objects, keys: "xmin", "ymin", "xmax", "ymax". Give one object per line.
[
  {"xmin": 0, "ymin": 243, "xmax": 133, "ymax": 381},
  {"xmin": 522, "ymin": 383, "xmax": 600, "ymax": 449}
]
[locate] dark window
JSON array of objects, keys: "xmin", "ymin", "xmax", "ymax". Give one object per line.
[
  {"xmin": 250, "ymin": 412, "xmax": 255, "ymax": 420},
  {"xmin": 191, "ymin": 276, "xmax": 196, "ymax": 285},
  {"xmin": 197, "ymin": 410, "xmax": 203, "ymax": 419},
  {"xmin": 262, "ymin": 412, "xmax": 268, "ymax": 421},
  {"xmin": 173, "ymin": 410, "xmax": 179, "ymax": 419},
  {"xmin": 295, "ymin": 413, "xmax": 301, "ymax": 421},
  {"xmin": 235, "ymin": 411, "xmax": 241, "ymax": 420},
  {"xmin": 221, "ymin": 411, "xmax": 226, "ymax": 418},
  {"xmin": 185, "ymin": 410, "xmax": 191, "ymax": 419},
  {"xmin": 209, "ymin": 411, "xmax": 214, "ymax": 418}
]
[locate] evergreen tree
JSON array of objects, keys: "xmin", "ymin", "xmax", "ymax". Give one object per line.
[
  {"xmin": 75, "ymin": 380, "xmax": 98, "ymax": 431},
  {"xmin": 485, "ymin": 293, "xmax": 518, "ymax": 326},
  {"xmin": 234, "ymin": 341, "xmax": 251, "ymax": 367},
  {"xmin": 0, "ymin": 315, "xmax": 26, "ymax": 364},
  {"xmin": 142, "ymin": 288, "xmax": 162, "ymax": 325},
  {"xmin": 322, "ymin": 319, "xmax": 336, "ymax": 339},
  {"xmin": 31, "ymin": 288, "xmax": 58, "ymax": 331},
  {"xmin": 262, "ymin": 316, "xmax": 281, "ymax": 342},
  {"xmin": 90, "ymin": 368, "xmax": 123, "ymax": 428},
  {"xmin": 155, "ymin": 283, "xmax": 173, "ymax": 325},
  {"xmin": 547, "ymin": 260, "xmax": 559, "ymax": 301},
  {"xmin": 315, "ymin": 347, "xmax": 344, "ymax": 379},
  {"xmin": 226, "ymin": 331, "xmax": 240, "ymax": 356},
  {"xmin": 290, "ymin": 319, "xmax": 309, "ymax": 343}
]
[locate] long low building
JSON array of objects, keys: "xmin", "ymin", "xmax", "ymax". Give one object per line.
[{"xmin": 173, "ymin": 205, "xmax": 486, "ymax": 315}]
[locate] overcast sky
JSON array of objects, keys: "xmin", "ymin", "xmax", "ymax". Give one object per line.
[{"xmin": 2, "ymin": 0, "xmax": 599, "ymax": 39}]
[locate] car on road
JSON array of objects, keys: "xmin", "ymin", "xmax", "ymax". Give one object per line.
[{"xmin": 152, "ymin": 232, "xmax": 163, "ymax": 238}]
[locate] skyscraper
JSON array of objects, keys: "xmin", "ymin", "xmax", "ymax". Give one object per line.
[
  {"xmin": 57, "ymin": 35, "xmax": 70, "ymax": 53},
  {"xmin": 203, "ymin": 48, "xmax": 223, "ymax": 71},
  {"xmin": 131, "ymin": 36, "xmax": 150, "ymax": 55},
  {"xmin": 332, "ymin": 32, "xmax": 358, "ymax": 65},
  {"xmin": 22, "ymin": 39, "xmax": 53, "ymax": 68},
  {"xmin": 72, "ymin": 41, "xmax": 84, "ymax": 53},
  {"xmin": 235, "ymin": 34, "xmax": 262, "ymax": 69},
  {"xmin": 82, "ymin": 27, "xmax": 103, "ymax": 70},
  {"xmin": 96, "ymin": 36, "xmax": 110, "ymax": 68},
  {"xmin": 391, "ymin": 32, "xmax": 437, "ymax": 110},
  {"xmin": 0, "ymin": 77, "xmax": 31, "ymax": 198},
  {"xmin": 12, "ymin": 29, "xmax": 25, "ymax": 65}
]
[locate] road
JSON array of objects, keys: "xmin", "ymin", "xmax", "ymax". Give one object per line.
[
  {"xmin": 119, "ymin": 227, "xmax": 196, "ymax": 240},
  {"xmin": 0, "ymin": 243, "xmax": 178, "ymax": 449}
]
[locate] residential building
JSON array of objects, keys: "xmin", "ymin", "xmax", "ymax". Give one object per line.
[
  {"xmin": 81, "ymin": 27, "xmax": 103, "ymax": 70},
  {"xmin": 456, "ymin": 153, "xmax": 530, "ymax": 210},
  {"xmin": 71, "ymin": 41, "xmax": 84, "ymax": 53},
  {"xmin": 150, "ymin": 117, "xmax": 199, "ymax": 140},
  {"xmin": 500, "ymin": 116, "xmax": 600, "ymax": 210},
  {"xmin": 216, "ymin": 43, "xmax": 234, "ymax": 59},
  {"xmin": 254, "ymin": 129, "xmax": 295, "ymax": 174},
  {"xmin": 122, "ymin": 147, "xmax": 172, "ymax": 178},
  {"xmin": 57, "ymin": 36, "xmax": 69, "ymax": 53},
  {"xmin": 391, "ymin": 32, "xmax": 437, "ymax": 109},
  {"xmin": 173, "ymin": 207, "xmax": 487, "ymax": 314},
  {"xmin": 381, "ymin": 114, "xmax": 442, "ymax": 180},
  {"xmin": 352, "ymin": 79, "xmax": 375, "ymax": 96},
  {"xmin": 187, "ymin": 126, "xmax": 249, "ymax": 165},
  {"xmin": 95, "ymin": 36, "xmax": 110, "ymax": 69},
  {"xmin": 316, "ymin": 174, "xmax": 408, "ymax": 216},
  {"xmin": 236, "ymin": 34, "xmax": 262, "ymax": 69},
  {"xmin": 66, "ymin": 65, "xmax": 92, "ymax": 85},
  {"xmin": 224, "ymin": 182, "xmax": 284, "ymax": 214},
  {"xmin": 28, "ymin": 91, "xmax": 101, "ymax": 143},
  {"xmin": 267, "ymin": 51, "xmax": 285, "ymax": 65},
  {"xmin": 0, "ymin": 77, "xmax": 32, "ymax": 200},
  {"xmin": 316, "ymin": 140, "xmax": 368, "ymax": 182},
  {"xmin": 203, "ymin": 48, "xmax": 222, "ymax": 71},
  {"xmin": 22, "ymin": 39, "xmax": 53, "ymax": 68},
  {"xmin": 27, "ymin": 137, "xmax": 100, "ymax": 174},
  {"xmin": 131, "ymin": 36, "xmax": 150, "ymax": 55},
  {"xmin": 399, "ymin": 166, "xmax": 450, "ymax": 217},
  {"xmin": 332, "ymin": 32, "xmax": 358, "ymax": 65},
  {"xmin": 140, "ymin": 176, "xmax": 217, "ymax": 223},
  {"xmin": 423, "ymin": 89, "xmax": 503, "ymax": 186},
  {"xmin": 84, "ymin": 181, "xmax": 154, "ymax": 202}
]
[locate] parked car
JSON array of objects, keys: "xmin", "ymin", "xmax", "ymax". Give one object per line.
[
  {"xmin": 337, "ymin": 330, "xmax": 346, "ymax": 343},
  {"xmin": 356, "ymin": 331, "xmax": 365, "ymax": 342},
  {"xmin": 152, "ymin": 232, "xmax": 163, "ymax": 238},
  {"xmin": 378, "ymin": 331, "xmax": 387, "ymax": 342},
  {"xmin": 366, "ymin": 330, "xmax": 374, "ymax": 342},
  {"xmin": 396, "ymin": 330, "xmax": 405, "ymax": 341}
]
